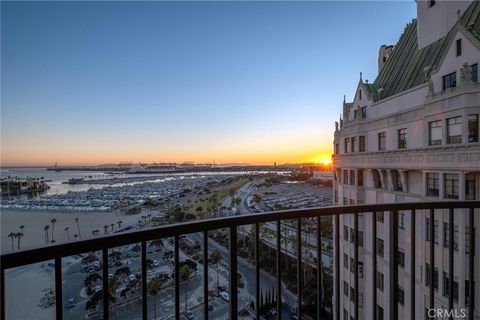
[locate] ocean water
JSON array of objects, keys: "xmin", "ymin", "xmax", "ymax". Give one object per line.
[{"xmin": 0, "ymin": 168, "xmax": 111, "ymax": 195}]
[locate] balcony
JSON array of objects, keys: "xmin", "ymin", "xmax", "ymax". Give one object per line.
[{"xmin": 1, "ymin": 201, "xmax": 479, "ymax": 320}]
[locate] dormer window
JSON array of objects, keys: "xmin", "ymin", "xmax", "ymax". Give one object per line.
[
  {"xmin": 442, "ymin": 72, "xmax": 456, "ymax": 90},
  {"xmin": 456, "ymin": 39, "xmax": 462, "ymax": 56},
  {"xmin": 429, "ymin": 0, "xmax": 435, "ymax": 8}
]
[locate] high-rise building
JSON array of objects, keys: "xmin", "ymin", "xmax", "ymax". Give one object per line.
[{"xmin": 332, "ymin": 1, "xmax": 479, "ymax": 319}]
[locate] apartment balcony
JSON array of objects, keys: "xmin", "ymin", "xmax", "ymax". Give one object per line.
[{"xmin": 1, "ymin": 202, "xmax": 479, "ymax": 320}]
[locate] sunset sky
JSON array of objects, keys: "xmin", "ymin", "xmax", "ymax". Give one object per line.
[{"xmin": 1, "ymin": 1, "xmax": 416, "ymax": 166}]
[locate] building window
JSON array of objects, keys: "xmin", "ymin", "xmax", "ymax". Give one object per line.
[
  {"xmin": 359, "ymin": 136, "xmax": 365, "ymax": 152},
  {"xmin": 350, "ymin": 287, "xmax": 355, "ymax": 302},
  {"xmin": 447, "ymin": 117, "xmax": 462, "ymax": 144},
  {"xmin": 344, "ymin": 309, "xmax": 348, "ymax": 320},
  {"xmin": 344, "ymin": 225, "xmax": 349, "ymax": 241},
  {"xmin": 358, "ymin": 170, "xmax": 363, "ymax": 186},
  {"xmin": 454, "ymin": 224, "xmax": 459, "ymax": 251},
  {"xmin": 350, "ymin": 170, "xmax": 356, "ymax": 186},
  {"xmin": 444, "ymin": 173, "xmax": 459, "ymax": 199},
  {"xmin": 426, "ymin": 173, "xmax": 439, "ymax": 197},
  {"xmin": 343, "ymin": 197, "xmax": 348, "ymax": 205},
  {"xmin": 351, "ymin": 137, "xmax": 356, "ymax": 153},
  {"xmin": 350, "ymin": 257, "xmax": 355, "ymax": 273},
  {"xmin": 376, "ymin": 305, "xmax": 384, "ymax": 320},
  {"xmin": 398, "ymin": 248, "xmax": 405, "ymax": 268},
  {"xmin": 378, "ymin": 132, "xmax": 386, "ymax": 151},
  {"xmin": 376, "ymin": 211, "xmax": 384, "ymax": 223},
  {"xmin": 335, "ymin": 143, "xmax": 339, "ymax": 155},
  {"xmin": 373, "ymin": 170, "xmax": 382, "ymax": 188},
  {"xmin": 359, "ymin": 89, "xmax": 362, "ymax": 100},
  {"xmin": 376, "ymin": 271, "xmax": 384, "ymax": 291},
  {"xmin": 344, "ymin": 281, "xmax": 349, "ymax": 297},
  {"xmin": 429, "ymin": 0, "xmax": 435, "ymax": 7},
  {"xmin": 377, "ymin": 238, "xmax": 384, "ymax": 258},
  {"xmin": 468, "ymin": 114, "xmax": 479, "ymax": 142},
  {"xmin": 398, "ymin": 128, "xmax": 407, "ymax": 149},
  {"xmin": 359, "ymin": 231, "xmax": 363, "ymax": 248},
  {"xmin": 392, "ymin": 170, "xmax": 402, "ymax": 191},
  {"xmin": 444, "ymin": 222, "xmax": 450, "ymax": 248},
  {"xmin": 442, "ymin": 72, "xmax": 457, "ymax": 90},
  {"xmin": 344, "ymin": 253, "xmax": 349, "ymax": 270},
  {"xmin": 466, "ymin": 173, "xmax": 476, "ymax": 200},
  {"xmin": 350, "ymin": 228, "xmax": 355, "ymax": 243},
  {"xmin": 361, "ymin": 106, "xmax": 367, "ymax": 119},
  {"xmin": 426, "ymin": 263, "xmax": 439, "ymax": 290},
  {"xmin": 472, "ymin": 63, "xmax": 478, "ymax": 82},
  {"xmin": 466, "ymin": 280, "xmax": 475, "ymax": 307},
  {"xmin": 344, "ymin": 138, "xmax": 349, "ymax": 153},
  {"xmin": 398, "ymin": 286, "xmax": 405, "ymax": 305},
  {"xmin": 429, "ymin": 120, "xmax": 442, "ymax": 145},
  {"xmin": 358, "ymin": 261, "xmax": 364, "ymax": 278},
  {"xmin": 426, "ymin": 217, "xmax": 431, "ymax": 241},
  {"xmin": 456, "ymin": 39, "xmax": 462, "ymax": 56},
  {"xmin": 343, "ymin": 170, "xmax": 349, "ymax": 185},
  {"xmin": 398, "ymin": 212, "xmax": 405, "ymax": 229}
]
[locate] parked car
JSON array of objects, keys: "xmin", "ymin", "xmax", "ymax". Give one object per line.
[
  {"xmin": 220, "ymin": 291, "xmax": 230, "ymax": 302},
  {"xmin": 184, "ymin": 310, "xmax": 194, "ymax": 320},
  {"xmin": 66, "ymin": 298, "xmax": 75, "ymax": 309}
]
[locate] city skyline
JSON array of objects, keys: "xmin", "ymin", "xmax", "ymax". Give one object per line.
[{"xmin": 1, "ymin": 1, "xmax": 416, "ymax": 166}]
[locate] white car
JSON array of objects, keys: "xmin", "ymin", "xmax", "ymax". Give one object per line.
[{"xmin": 219, "ymin": 291, "xmax": 229, "ymax": 302}]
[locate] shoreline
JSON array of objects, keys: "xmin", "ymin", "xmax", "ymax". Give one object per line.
[{"xmin": 1, "ymin": 208, "xmax": 148, "ymax": 254}]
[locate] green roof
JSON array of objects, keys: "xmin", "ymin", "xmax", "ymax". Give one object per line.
[{"xmin": 373, "ymin": 1, "xmax": 480, "ymax": 100}]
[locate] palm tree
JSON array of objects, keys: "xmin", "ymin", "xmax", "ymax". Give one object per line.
[
  {"xmin": 44, "ymin": 225, "xmax": 50, "ymax": 244},
  {"xmin": 15, "ymin": 232, "xmax": 23, "ymax": 250},
  {"xmin": 75, "ymin": 218, "xmax": 82, "ymax": 239},
  {"xmin": 110, "ymin": 224, "xmax": 115, "ymax": 232},
  {"xmin": 179, "ymin": 265, "xmax": 192, "ymax": 311},
  {"xmin": 73, "ymin": 234, "xmax": 78, "ymax": 240},
  {"xmin": 147, "ymin": 276, "xmax": 166, "ymax": 320},
  {"xmin": 50, "ymin": 218, "xmax": 57, "ymax": 243},
  {"xmin": 117, "ymin": 220, "xmax": 122, "ymax": 229},
  {"xmin": 19, "ymin": 225, "xmax": 25, "ymax": 236},
  {"xmin": 108, "ymin": 275, "xmax": 120, "ymax": 320},
  {"xmin": 103, "ymin": 225, "xmax": 109, "ymax": 235},
  {"xmin": 65, "ymin": 227, "xmax": 71, "ymax": 241},
  {"xmin": 209, "ymin": 250, "xmax": 222, "ymax": 296},
  {"xmin": 8, "ymin": 232, "xmax": 15, "ymax": 251}
]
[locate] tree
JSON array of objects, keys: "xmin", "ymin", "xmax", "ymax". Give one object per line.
[
  {"xmin": 74, "ymin": 234, "xmax": 78, "ymax": 240},
  {"xmin": 8, "ymin": 232, "xmax": 15, "ymax": 251},
  {"xmin": 103, "ymin": 225, "xmax": 109, "ymax": 235},
  {"xmin": 108, "ymin": 275, "xmax": 120, "ymax": 320},
  {"xmin": 44, "ymin": 225, "xmax": 50, "ymax": 244},
  {"xmin": 75, "ymin": 217, "xmax": 82, "ymax": 239},
  {"xmin": 209, "ymin": 250, "xmax": 222, "ymax": 295},
  {"xmin": 110, "ymin": 223, "xmax": 115, "ymax": 232},
  {"xmin": 65, "ymin": 227, "xmax": 71, "ymax": 241},
  {"xmin": 117, "ymin": 220, "xmax": 123, "ymax": 229},
  {"xmin": 15, "ymin": 232, "xmax": 23, "ymax": 250},
  {"xmin": 147, "ymin": 275, "xmax": 168, "ymax": 320},
  {"xmin": 19, "ymin": 225, "xmax": 25, "ymax": 236},
  {"xmin": 179, "ymin": 265, "xmax": 192, "ymax": 310},
  {"xmin": 50, "ymin": 218, "xmax": 57, "ymax": 243}
]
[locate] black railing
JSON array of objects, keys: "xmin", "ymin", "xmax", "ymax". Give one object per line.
[{"xmin": 1, "ymin": 201, "xmax": 479, "ymax": 320}]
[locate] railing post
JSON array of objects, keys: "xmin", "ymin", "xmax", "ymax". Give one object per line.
[
  {"xmin": 174, "ymin": 235, "xmax": 180, "ymax": 320},
  {"xmin": 410, "ymin": 209, "xmax": 416, "ymax": 320},
  {"xmin": 316, "ymin": 216, "xmax": 323, "ymax": 320},
  {"xmin": 429, "ymin": 208, "xmax": 435, "ymax": 310},
  {"xmin": 468, "ymin": 207, "xmax": 475, "ymax": 320},
  {"xmin": 354, "ymin": 212, "xmax": 359, "ymax": 320},
  {"xmin": 334, "ymin": 214, "xmax": 340, "ymax": 320},
  {"xmin": 390, "ymin": 210, "xmax": 398, "ymax": 320},
  {"xmin": 255, "ymin": 223, "xmax": 260, "ymax": 320},
  {"xmin": 141, "ymin": 241, "xmax": 147, "ymax": 320},
  {"xmin": 297, "ymin": 218, "xmax": 302, "ymax": 319},
  {"xmin": 229, "ymin": 226, "xmax": 238, "ymax": 320},
  {"xmin": 277, "ymin": 220, "xmax": 282, "ymax": 320},
  {"xmin": 448, "ymin": 208, "xmax": 454, "ymax": 319},
  {"xmin": 55, "ymin": 256, "xmax": 63, "ymax": 320},
  {"xmin": 204, "ymin": 231, "xmax": 209, "ymax": 320},
  {"xmin": 372, "ymin": 212, "xmax": 377, "ymax": 320},
  {"xmin": 102, "ymin": 248, "xmax": 109, "ymax": 320}
]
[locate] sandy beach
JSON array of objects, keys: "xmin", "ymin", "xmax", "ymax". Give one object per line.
[{"xmin": 1, "ymin": 209, "xmax": 147, "ymax": 254}]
